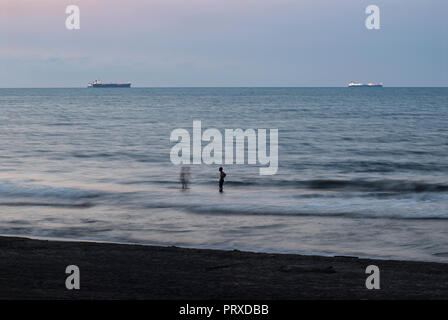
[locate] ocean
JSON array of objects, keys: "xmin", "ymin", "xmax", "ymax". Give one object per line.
[{"xmin": 0, "ymin": 87, "xmax": 447, "ymax": 262}]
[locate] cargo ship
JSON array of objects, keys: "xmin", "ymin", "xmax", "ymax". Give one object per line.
[
  {"xmin": 87, "ymin": 80, "xmax": 131, "ymax": 88},
  {"xmin": 348, "ymin": 81, "xmax": 383, "ymax": 87}
]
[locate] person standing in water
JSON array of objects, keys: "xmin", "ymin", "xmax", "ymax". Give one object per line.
[
  {"xmin": 180, "ymin": 167, "xmax": 190, "ymax": 190},
  {"xmin": 218, "ymin": 167, "xmax": 226, "ymax": 192}
]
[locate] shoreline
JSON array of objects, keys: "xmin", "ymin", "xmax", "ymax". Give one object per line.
[
  {"xmin": 2, "ymin": 232, "xmax": 437, "ymax": 265},
  {"xmin": 1, "ymin": 235, "xmax": 447, "ymax": 299}
]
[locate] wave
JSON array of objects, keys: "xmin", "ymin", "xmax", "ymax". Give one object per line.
[
  {"xmin": 0, "ymin": 202, "xmax": 94, "ymax": 208},
  {"xmin": 69, "ymin": 151, "xmax": 163, "ymax": 163},
  {"xmin": 125, "ymin": 177, "xmax": 448, "ymax": 194},
  {"xmin": 180, "ymin": 205, "xmax": 448, "ymax": 220},
  {"xmin": 0, "ymin": 180, "xmax": 104, "ymax": 200},
  {"xmin": 122, "ymin": 180, "xmax": 179, "ymax": 185},
  {"xmin": 316, "ymin": 160, "xmax": 448, "ymax": 173},
  {"xmin": 223, "ymin": 179, "xmax": 448, "ymax": 193},
  {"xmin": 140, "ymin": 199, "xmax": 448, "ymax": 220},
  {"xmin": 297, "ymin": 179, "xmax": 448, "ymax": 193}
]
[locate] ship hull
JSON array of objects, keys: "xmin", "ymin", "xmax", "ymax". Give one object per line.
[
  {"xmin": 348, "ymin": 85, "xmax": 383, "ymax": 88},
  {"xmin": 89, "ymin": 83, "xmax": 131, "ymax": 88}
]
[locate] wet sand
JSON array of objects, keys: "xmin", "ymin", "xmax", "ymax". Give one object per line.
[{"xmin": 0, "ymin": 236, "xmax": 447, "ymax": 300}]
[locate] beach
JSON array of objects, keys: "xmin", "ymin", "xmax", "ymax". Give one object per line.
[
  {"xmin": 1, "ymin": 235, "xmax": 447, "ymax": 300},
  {"xmin": 1, "ymin": 88, "xmax": 448, "ymax": 300}
]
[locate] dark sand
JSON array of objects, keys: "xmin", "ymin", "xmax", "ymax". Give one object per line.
[{"xmin": 0, "ymin": 236, "xmax": 447, "ymax": 300}]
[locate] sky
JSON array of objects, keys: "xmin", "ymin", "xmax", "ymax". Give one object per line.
[{"xmin": 0, "ymin": 0, "xmax": 447, "ymax": 87}]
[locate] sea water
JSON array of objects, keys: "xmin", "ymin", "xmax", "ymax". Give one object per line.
[{"xmin": 0, "ymin": 87, "xmax": 447, "ymax": 262}]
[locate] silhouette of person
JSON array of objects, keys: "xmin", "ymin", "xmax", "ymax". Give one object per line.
[
  {"xmin": 218, "ymin": 167, "xmax": 226, "ymax": 192},
  {"xmin": 180, "ymin": 167, "xmax": 190, "ymax": 190}
]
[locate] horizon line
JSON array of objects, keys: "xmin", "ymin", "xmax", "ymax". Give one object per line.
[{"xmin": 1, "ymin": 86, "xmax": 448, "ymax": 89}]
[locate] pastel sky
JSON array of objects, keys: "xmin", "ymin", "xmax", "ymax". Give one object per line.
[{"xmin": 1, "ymin": 0, "xmax": 447, "ymax": 87}]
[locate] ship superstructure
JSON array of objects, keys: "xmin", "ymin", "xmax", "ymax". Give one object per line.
[{"xmin": 348, "ymin": 81, "xmax": 383, "ymax": 87}]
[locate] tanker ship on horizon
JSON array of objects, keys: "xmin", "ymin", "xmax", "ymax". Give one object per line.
[{"xmin": 87, "ymin": 80, "xmax": 131, "ymax": 88}]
